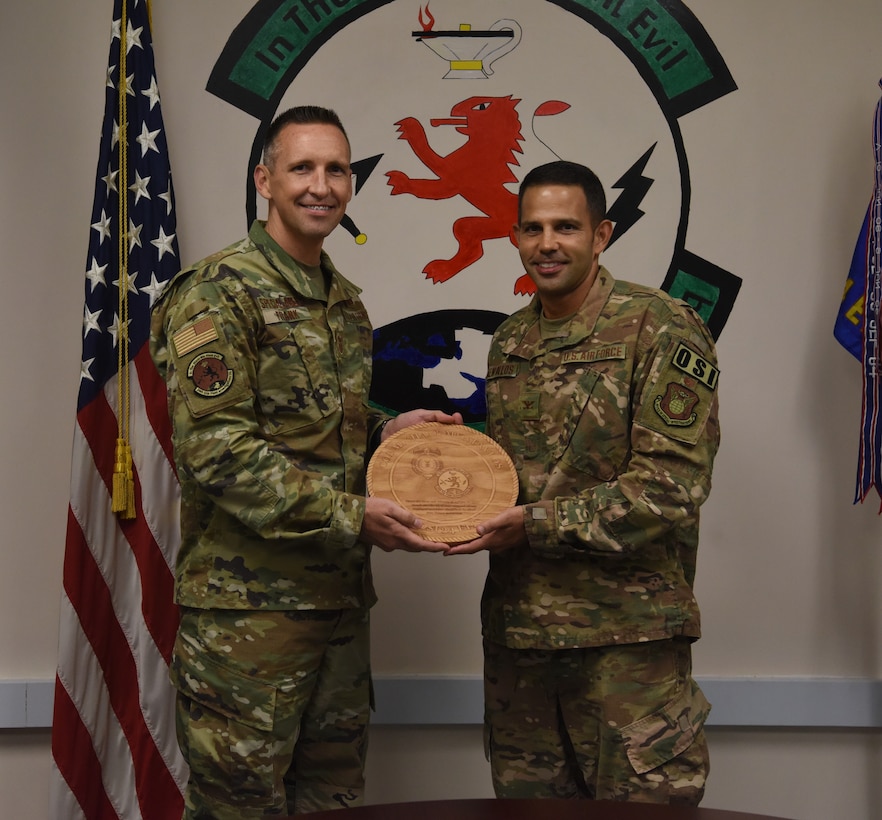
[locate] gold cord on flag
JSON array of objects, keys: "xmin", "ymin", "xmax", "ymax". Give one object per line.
[{"xmin": 112, "ymin": 0, "xmax": 135, "ymax": 518}]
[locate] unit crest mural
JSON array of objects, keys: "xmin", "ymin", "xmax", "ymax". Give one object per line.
[{"xmin": 207, "ymin": 0, "xmax": 740, "ymax": 425}]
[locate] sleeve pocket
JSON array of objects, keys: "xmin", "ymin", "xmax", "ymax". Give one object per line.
[{"xmin": 619, "ymin": 679, "xmax": 711, "ymax": 775}]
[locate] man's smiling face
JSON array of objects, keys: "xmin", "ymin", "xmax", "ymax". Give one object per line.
[
  {"xmin": 255, "ymin": 122, "xmax": 353, "ymax": 264},
  {"xmin": 515, "ymin": 184, "xmax": 612, "ymax": 319}
]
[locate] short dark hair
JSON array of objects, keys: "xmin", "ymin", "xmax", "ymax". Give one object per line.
[
  {"xmin": 518, "ymin": 161, "xmax": 607, "ymax": 226},
  {"xmin": 262, "ymin": 105, "xmax": 349, "ymax": 167}
]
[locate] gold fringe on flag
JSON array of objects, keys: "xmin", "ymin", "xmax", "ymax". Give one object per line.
[{"xmin": 112, "ymin": 438, "xmax": 135, "ymax": 517}]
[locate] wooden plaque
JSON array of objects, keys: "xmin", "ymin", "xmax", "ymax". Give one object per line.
[{"xmin": 367, "ymin": 422, "xmax": 519, "ymax": 544}]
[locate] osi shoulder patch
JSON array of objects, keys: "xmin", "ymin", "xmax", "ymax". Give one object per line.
[{"xmin": 638, "ymin": 341, "xmax": 718, "ymax": 445}]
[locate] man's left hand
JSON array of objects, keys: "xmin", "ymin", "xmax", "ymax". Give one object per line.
[{"xmin": 444, "ymin": 506, "xmax": 527, "ymax": 556}]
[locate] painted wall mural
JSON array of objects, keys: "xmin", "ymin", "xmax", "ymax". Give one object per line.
[{"xmin": 207, "ymin": 0, "xmax": 740, "ymax": 425}]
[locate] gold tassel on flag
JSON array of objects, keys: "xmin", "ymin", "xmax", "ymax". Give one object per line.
[{"xmin": 111, "ymin": 438, "xmax": 135, "ymax": 517}]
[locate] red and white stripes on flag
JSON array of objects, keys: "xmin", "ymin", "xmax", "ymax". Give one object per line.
[{"xmin": 50, "ymin": 1, "xmax": 186, "ymax": 816}]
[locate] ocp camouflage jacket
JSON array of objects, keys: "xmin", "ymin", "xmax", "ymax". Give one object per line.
[
  {"xmin": 150, "ymin": 221, "xmax": 380, "ymax": 611},
  {"xmin": 482, "ymin": 267, "xmax": 720, "ymax": 649}
]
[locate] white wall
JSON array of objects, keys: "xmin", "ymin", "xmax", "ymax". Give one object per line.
[{"xmin": 3, "ymin": 2, "xmax": 882, "ymax": 819}]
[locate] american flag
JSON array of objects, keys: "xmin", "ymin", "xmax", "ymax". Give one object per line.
[{"xmin": 49, "ymin": 0, "xmax": 187, "ymax": 816}]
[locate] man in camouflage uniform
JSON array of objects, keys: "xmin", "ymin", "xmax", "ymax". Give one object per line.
[
  {"xmin": 447, "ymin": 161, "xmax": 720, "ymax": 804},
  {"xmin": 150, "ymin": 106, "xmax": 460, "ymax": 819}
]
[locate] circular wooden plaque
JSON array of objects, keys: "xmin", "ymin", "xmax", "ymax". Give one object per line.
[{"xmin": 367, "ymin": 422, "xmax": 519, "ymax": 544}]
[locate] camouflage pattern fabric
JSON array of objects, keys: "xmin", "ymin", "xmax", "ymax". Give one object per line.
[
  {"xmin": 149, "ymin": 220, "xmax": 381, "ymax": 611},
  {"xmin": 150, "ymin": 220, "xmax": 383, "ymax": 816},
  {"xmin": 483, "ymin": 637, "xmax": 710, "ymax": 803},
  {"xmin": 480, "ymin": 266, "xmax": 718, "ymax": 803},
  {"xmin": 482, "ymin": 267, "xmax": 720, "ymax": 650},
  {"xmin": 174, "ymin": 606, "xmax": 371, "ymax": 818}
]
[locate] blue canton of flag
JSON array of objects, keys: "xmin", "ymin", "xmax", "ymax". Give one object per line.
[
  {"xmin": 50, "ymin": 1, "xmax": 187, "ymax": 817},
  {"xmin": 834, "ymin": 79, "xmax": 882, "ymax": 508},
  {"xmin": 77, "ymin": 1, "xmax": 179, "ymax": 411}
]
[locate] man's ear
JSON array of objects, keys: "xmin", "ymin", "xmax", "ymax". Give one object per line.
[
  {"xmin": 253, "ymin": 164, "xmax": 270, "ymax": 202},
  {"xmin": 594, "ymin": 219, "xmax": 614, "ymax": 254},
  {"xmin": 510, "ymin": 224, "xmax": 520, "ymax": 248}
]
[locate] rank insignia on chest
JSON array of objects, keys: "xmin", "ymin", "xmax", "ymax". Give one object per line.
[{"xmin": 519, "ymin": 392, "xmax": 541, "ymax": 419}]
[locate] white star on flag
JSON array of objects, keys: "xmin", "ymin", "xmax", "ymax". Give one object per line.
[
  {"xmin": 143, "ymin": 75, "xmax": 160, "ymax": 109},
  {"xmin": 137, "ymin": 120, "xmax": 161, "ymax": 155},
  {"xmin": 141, "ymin": 272, "xmax": 167, "ymax": 307},
  {"xmin": 86, "ymin": 257, "xmax": 108, "ymax": 291},
  {"xmin": 128, "ymin": 218, "xmax": 143, "ymax": 250},
  {"xmin": 91, "ymin": 209, "xmax": 113, "ymax": 243},
  {"xmin": 83, "ymin": 306, "xmax": 102, "ymax": 337},
  {"xmin": 102, "ymin": 166, "xmax": 119, "ymax": 194},
  {"xmin": 129, "ymin": 169, "xmax": 151, "ymax": 203},
  {"xmin": 152, "ymin": 225, "xmax": 177, "ymax": 260}
]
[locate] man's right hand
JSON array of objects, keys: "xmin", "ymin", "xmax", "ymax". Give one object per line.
[{"xmin": 361, "ymin": 496, "xmax": 448, "ymax": 553}]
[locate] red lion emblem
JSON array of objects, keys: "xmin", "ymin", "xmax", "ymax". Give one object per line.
[{"xmin": 386, "ymin": 95, "xmax": 536, "ymax": 294}]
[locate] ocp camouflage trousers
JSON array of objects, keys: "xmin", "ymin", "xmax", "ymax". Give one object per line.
[
  {"xmin": 483, "ymin": 637, "xmax": 710, "ymax": 804},
  {"xmin": 173, "ymin": 606, "xmax": 371, "ymax": 818}
]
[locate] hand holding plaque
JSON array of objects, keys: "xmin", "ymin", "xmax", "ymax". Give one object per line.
[{"xmin": 367, "ymin": 422, "xmax": 518, "ymax": 545}]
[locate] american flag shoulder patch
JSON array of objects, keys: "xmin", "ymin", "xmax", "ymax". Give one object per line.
[{"xmin": 173, "ymin": 315, "xmax": 219, "ymax": 357}]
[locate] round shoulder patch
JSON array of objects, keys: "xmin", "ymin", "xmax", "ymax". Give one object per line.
[{"xmin": 188, "ymin": 351, "xmax": 234, "ymax": 397}]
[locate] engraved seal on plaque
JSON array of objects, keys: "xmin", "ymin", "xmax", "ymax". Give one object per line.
[{"xmin": 367, "ymin": 421, "xmax": 519, "ymax": 544}]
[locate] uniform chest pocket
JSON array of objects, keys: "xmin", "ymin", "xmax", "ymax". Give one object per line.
[
  {"xmin": 488, "ymin": 366, "xmax": 614, "ymax": 478},
  {"xmin": 257, "ymin": 320, "xmax": 342, "ymax": 435},
  {"xmin": 558, "ymin": 365, "xmax": 630, "ymax": 482}
]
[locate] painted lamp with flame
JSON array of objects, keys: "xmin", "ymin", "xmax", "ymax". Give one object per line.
[{"xmin": 413, "ymin": 10, "xmax": 522, "ymax": 79}]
